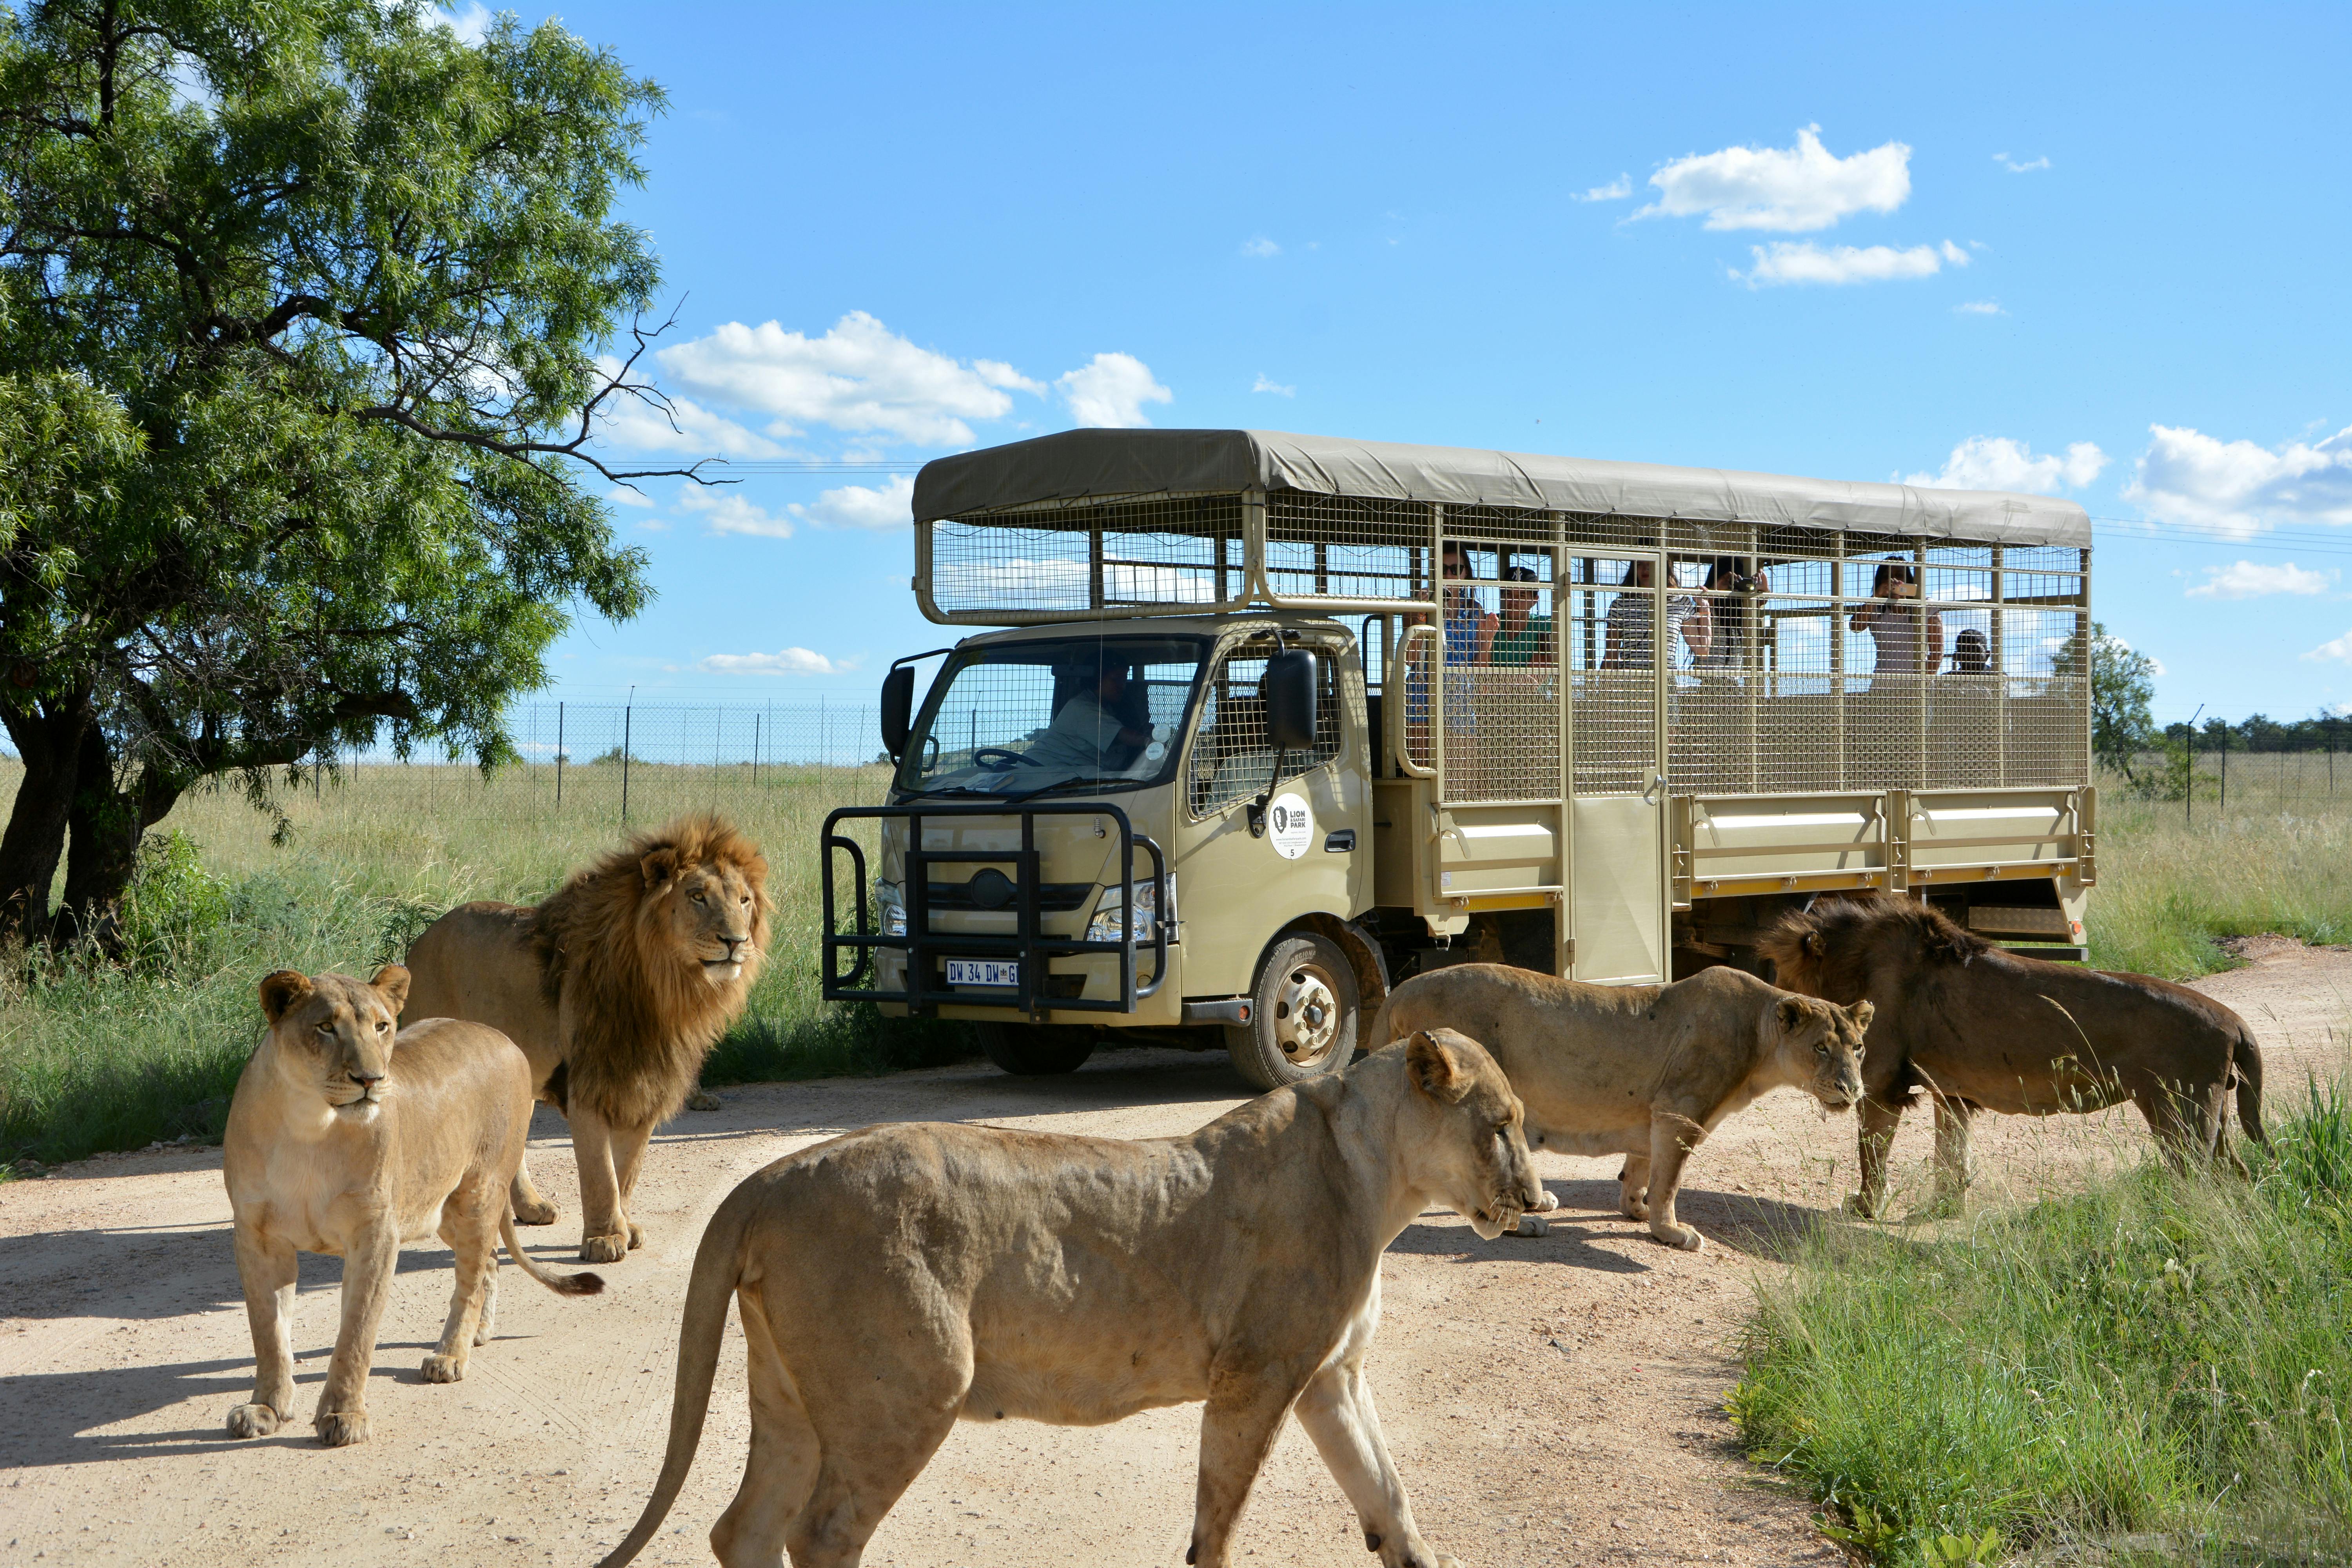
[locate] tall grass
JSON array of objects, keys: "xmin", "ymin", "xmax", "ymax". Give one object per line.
[
  {"xmin": 1731, "ymin": 1088, "xmax": 2352, "ymax": 1566},
  {"xmin": 2089, "ymin": 775, "xmax": 2352, "ymax": 978},
  {"xmin": 0, "ymin": 760, "xmax": 972, "ymax": 1167}
]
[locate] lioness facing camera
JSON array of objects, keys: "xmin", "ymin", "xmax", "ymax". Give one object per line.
[
  {"xmin": 1375, "ymin": 964, "xmax": 1869, "ymax": 1250},
  {"xmin": 596, "ymin": 1029, "xmax": 1536, "ymax": 1568},
  {"xmin": 223, "ymin": 966, "xmax": 603, "ymax": 1447}
]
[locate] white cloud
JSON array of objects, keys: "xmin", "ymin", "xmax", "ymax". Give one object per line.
[
  {"xmin": 784, "ymin": 474, "xmax": 916, "ymax": 531},
  {"xmin": 593, "ymin": 361, "xmax": 785, "ymax": 459},
  {"xmin": 1735, "ymin": 238, "xmax": 1966, "ymax": 287},
  {"xmin": 1994, "ymin": 152, "xmax": 2051, "ymax": 173},
  {"xmin": 1252, "ymin": 373, "xmax": 1296, "ymax": 397},
  {"xmin": 1906, "ymin": 436, "xmax": 2109, "ymax": 494},
  {"xmin": 1057, "ymin": 353, "xmax": 1172, "ymax": 429},
  {"xmin": 677, "ymin": 486, "xmax": 792, "ymax": 539},
  {"xmin": 1575, "ymin": 174, "xmax": 1634, "ymax": 202},
  {"xmin": 2124, "ymin": 424, "xmax": 2352, "ymax": 536},
  {"xmin": 2186, "ymin": 561, "xmax": 2337, "ymax": 599},
  {"xmin": 1955, "ymin": 300, "xmax": 2006, "ymax": 316},
  {"xmin": 1639, "ymin": 125, "xmax": 1910, "ymax": 232},
  {"xmin": 2306, "ymin": 630, "xmax": 2352, "ymax": 664},
  {"xmin": 605, "ymin": 486, "xmax": 655, "ymax": 507},
  {"xmin": 434, "ymin": 4, "xmax": 492, "ymax": 43},
  {"xmin": 657, "ymin": 312, "xmax": 1046, "ymax": 448},
  {"xmin": 699, "ymin": 648, "xmax": 859, "ymax": 677},
  {"xmin": 1240, "ymin": 236, "xmax": 1280, "ymax": 258}
]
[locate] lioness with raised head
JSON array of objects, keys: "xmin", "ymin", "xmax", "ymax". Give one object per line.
[
  {"xmin": 596, "ymin": 1029, "xmax": 1535, "ymax": 1568},
  {"xmin": 1374, "ymin": 964, "xmax": 1869, "ymax": 1250},
  {"xmin": 401, "ymin": 815, "xmax": 770, "ymax": 1263},
  {"xmin": 223, "ymin": 967, "xmax": 603, "ymax": 1447}
]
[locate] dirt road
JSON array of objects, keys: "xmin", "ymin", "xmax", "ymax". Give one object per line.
[{"xmin": 4, "ymin": 947, "xmax": 2344, "ymax": 1568}]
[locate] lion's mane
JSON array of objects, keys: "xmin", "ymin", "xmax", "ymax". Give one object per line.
[{"xmin": 528, "ymin": 814, "xmax": 771, "ymax": 1129}]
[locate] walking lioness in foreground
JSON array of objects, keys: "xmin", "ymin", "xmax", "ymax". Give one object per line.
[
  {"xmin": 1375, "ymin": 964, "xmax": 1869, "ymax": 1250},
  {"xmin": 223, "ymin": 967, "xmax": 603, "ymax": 1447},
  {"xmin": 598, "ymin": 1029, "xmax": 1537, "ymax": 1568}
]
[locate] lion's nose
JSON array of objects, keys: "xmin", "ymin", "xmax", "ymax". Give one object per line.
[{"xmin": 349, "ymin": 1068, "xmax": 385, "ymax": 1087}]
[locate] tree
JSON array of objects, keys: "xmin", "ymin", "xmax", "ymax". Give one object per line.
[
  {"xmin": 0, "ymin": 1, "xmax": 702, "ymax": 947},
  {"xmin": 2065, "ymin": 621, "xmax": 2158, "ymax": 781}
]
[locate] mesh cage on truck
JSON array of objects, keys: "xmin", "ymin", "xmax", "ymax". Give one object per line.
[{"xmin": 821, "ymin": 801, "xmax": 1167, "ymax": 1018}]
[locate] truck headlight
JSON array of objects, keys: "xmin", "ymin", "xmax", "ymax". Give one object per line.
[
  {"xmin": 1086, "ymin": 875, "xmax": 1174, "ymax": 943},
  {"xmin": 874, "ymin": 878, "xmax": 907, "ymax": 938}
]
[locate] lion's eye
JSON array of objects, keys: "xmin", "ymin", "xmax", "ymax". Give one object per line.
[
  {"xmin": 690, "ymin": 891, "xmax": 706, "ymax": 904},
  {"xmin": 740, "ymin": 896, "xmax": 751, "ymax": 908},
  {"xmin": 316, "ymin": 1021, "xmax": 333, "ymax": 1035},
  {"xmin": 376, "ymin": 1021, "xmax": 390, "ymax": 1034}
]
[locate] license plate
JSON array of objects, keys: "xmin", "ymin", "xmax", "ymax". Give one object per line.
[{"xmin": 946, "ymin": 959, "xmax": 1019, "ymax": 988}]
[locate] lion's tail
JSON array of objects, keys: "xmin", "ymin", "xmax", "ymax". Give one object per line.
[
  {"xmin": 2234, "ymin": 1021, "xmax": 2267, "ymax": 1149},
  {"xmin": 497, "ymin": 1210, "xmax": 604, "ymax": 1297},
  {"xmin": 596, "ymin": 1191, "xmax": 750, "ymax": 1568}
]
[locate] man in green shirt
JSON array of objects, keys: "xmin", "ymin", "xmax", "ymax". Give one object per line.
[{"xmin": 1489, "ymin": 564, "xmax": 1555, "ymax": 665}]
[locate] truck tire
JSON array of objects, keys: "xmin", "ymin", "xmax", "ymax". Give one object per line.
[
  {"xmin": 1224, "ymin": 932, "xmax": 1359, "ymax": 1092},
  {"xmin": 974, "ymin": 1021, "xmax": 1097, "ymax": 1076}
]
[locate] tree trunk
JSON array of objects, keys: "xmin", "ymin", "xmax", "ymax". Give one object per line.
[
  {"xmin": 0, "ymin": 690, "xmax": 94, "ymax": 949},
  {"xmin": 54, "ymin": 723, "xmax": 183, "ymax": 953}
]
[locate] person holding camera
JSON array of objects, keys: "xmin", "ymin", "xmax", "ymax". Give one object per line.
[
  {"xmin": 1850, "ymin": 559, "xmax": 1944, "ymax": 689},
  {"xmin": 1696, "ymin": 557, "xmax": 1768, "ymax": 670}
]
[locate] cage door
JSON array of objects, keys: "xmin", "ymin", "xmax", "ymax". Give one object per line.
[{"xmin": 1566, "ymin": 548, "xmax": 1670, "ymax": 984}]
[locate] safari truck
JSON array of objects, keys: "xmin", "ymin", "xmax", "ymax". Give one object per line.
[{"xmin": 821, "ymin": 429, "xmax": 2095, "ymax": 1087}]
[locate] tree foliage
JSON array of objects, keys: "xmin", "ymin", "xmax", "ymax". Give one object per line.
[{"xmin": 0, "ymin": 0, "xmax": 696, "ymax": 944}]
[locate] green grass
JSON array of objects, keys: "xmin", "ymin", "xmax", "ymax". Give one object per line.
[
  {"xmin": 2089, "ymin": 769, "xmax": 2352, "ymax": 978},
  {"xmin": 1731, "ymin": 1088, "xmax": 2352, "ymax": 1566},
  {"xmin": 0, "ymin": 759, "xmax": 974, "ymax": 1168}
]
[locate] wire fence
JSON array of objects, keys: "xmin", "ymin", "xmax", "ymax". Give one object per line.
[{"xmin": 2112, "ymin": 743, "xmax": 2352, "ymax": 820}]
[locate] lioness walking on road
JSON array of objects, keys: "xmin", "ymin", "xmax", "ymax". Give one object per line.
[
  {"xmin": 1374, "ymin": 963, "xmax": 1868, "ymax": 1250},
  {"xmin": 223, "ymin": 967, "xmax": 603, "ymax": 1447},
  {"xmin": 401, "ymin": 815, "xmax": 771, "ymax": 1263},
  {"xmin": 597, "ymin": 1029, "xmax": 1536, "ymax": 1568}
]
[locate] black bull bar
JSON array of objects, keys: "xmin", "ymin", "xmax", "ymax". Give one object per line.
[{"xmin": 821, "ymin": 802, "xmax": 1167, "ymax": 1018}]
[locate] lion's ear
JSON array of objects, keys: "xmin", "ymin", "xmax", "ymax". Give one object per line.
[
  {"xmin": 1405, "ymin": 1031, "xmax": 1472, "ymax": 1105},
  {"xmin": 259, "ymin": 970, "xmax": 312, "ymax": 1024},
  {"xmin": 1847, "ymin": 999, "xmax": 1875, "ymax": 1032},
  {"xmin": 1804, "ymin": 932, "xmax": 1826, "ymax": 957},
  {"xmin": 640, "ymin": 846, "xmax": 679, "ymax": 890},
  {"xmin": 370, "ymin": 964, "xmax": 411, "ymax": 1018},
  {"xmin": 1775, "ymin": 996, "xmax": 1810, "ymax": 1033}
]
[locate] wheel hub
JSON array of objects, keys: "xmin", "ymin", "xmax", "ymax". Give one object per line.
[{"xmin": 1273, "ymin": 965, "xmax": 1340, "ymax": 1065}]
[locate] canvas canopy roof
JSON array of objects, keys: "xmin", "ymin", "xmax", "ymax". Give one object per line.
[{"xmin": 913, "ymin": 428, "xmax": 2092, "ymax": 550}]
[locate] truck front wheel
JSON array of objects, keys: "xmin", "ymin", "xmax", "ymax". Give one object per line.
[
  {"xmin": 974, "ymin": 1022, "xmax": 1097, "ymax": 1076},
  {"xmin": 1225, "ymin": 932, "xmax": 1359, "ymax": 1092}
]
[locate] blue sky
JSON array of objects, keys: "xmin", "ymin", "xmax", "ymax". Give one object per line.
[{"xmin": 506, "ymin": 2, "xmax": 2352, "ymax": 728}]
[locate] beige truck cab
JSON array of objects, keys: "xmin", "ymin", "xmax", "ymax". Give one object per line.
[{"xmin": 823, "ymin": 429, "xmax": 2095, "ymax": 1088}]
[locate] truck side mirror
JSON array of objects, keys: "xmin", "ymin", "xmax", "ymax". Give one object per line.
[
  {"xmin": 880, "ymin": 665, "xmax": 916, "ymax": 760},
  {"xmin": 1263, "ymin": 648, "xmax": 1318, "ymax": 752}
]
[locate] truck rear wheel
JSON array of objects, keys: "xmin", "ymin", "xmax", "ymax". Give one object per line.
[
  {"xmin": 974, "ymin": 1021, "xmax": 1097, "ymax": 1076},
  {"xmin": 1225, "ymin": 932, "xmax": 1358, "ymax": 1092}
]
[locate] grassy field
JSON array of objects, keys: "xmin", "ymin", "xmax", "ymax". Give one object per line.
[
  {"xmin": 1731, "ymin": 1087, "xmax": 2352, "ymax": 1566},
  {"xmin": 0, "ymin": 756, "xmax": 2346, "ymax": 1166},
  {"xmin": 0, "ymin": 759, "xmax": 974, "ymax": 1167}
]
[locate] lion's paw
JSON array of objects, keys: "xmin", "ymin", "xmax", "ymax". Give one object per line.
[
  {"xmin": 226, "ymin": 1402, "xmax": 281, "ymax": 1439},
  {"xmin": 1512, "ymin": 1214, "xmax": 1550, "ymax": 1239},
  {"xmin": 1530, "ymin": 1189, "xmax": 1560, "ymax": 1213},
  {"xmin": 579, "ymin": 1232, "xmax": 629, "ymax": 1264},
  {"xmin": 314, "ymin": 1409, "xmax": 370, "ymax": 1447},
  {"xmin": 512, "ymin": 1198, "xmax": 559, "ymax": 1226},
  {"xmin": 626, "ymin": 1221, "xmax": 645, "ymax": 1250},
  {"xmin": 1621, "ymin": 1196, "xmax": 1650, "ymax": 1222},
  {"xmin": 686, "ymin": 1088, "xmax": 722, "ymax": 1111},
  {"xmin": 1653, "ymin": 1223, "xmax": 1705, "ymax": 1252},
  {"xmin": 420, "ymin": 1353, "xmax": 466, "ymax": 1384},
  {"xmin": 1843, "ymin": 1190, "xmax": 1885, "ymax": 1220}
]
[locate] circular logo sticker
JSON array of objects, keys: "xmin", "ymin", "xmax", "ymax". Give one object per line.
[{"xmin": 1267, "ymin": 791, "xmax": 1314, "ymax": 859}]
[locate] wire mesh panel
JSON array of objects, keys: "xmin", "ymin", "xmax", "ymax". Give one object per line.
[
  {"xmin": 1432, "ymin": 543, "xmax": 1563, "ymax": 802},
  {"xmin": 1262, "ymin": 492, "xmax": 1434, "ymax": 606},
  {"xmin": 1566, "ymin": 554, "xmax": 1664, "ymax": 797},
  {"xmin": 1187, "ymin": 641, "xmax": 1343, "ymax": 817},
  {"xmin": 926, "ymin": 494, "xmax": 1247, "ymax": 621}
]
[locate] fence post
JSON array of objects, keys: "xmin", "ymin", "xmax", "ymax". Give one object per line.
[
  {"xmin": 622, "ymin": 699, "xmax": 632, "ymax": 826},
  {"xmin": 2219, "ymin": 726, "xmax": 2229, "ymax": 814},
  {"xmin": 556, "ymin": 701, "xmax": 564, "ymax": 808}
]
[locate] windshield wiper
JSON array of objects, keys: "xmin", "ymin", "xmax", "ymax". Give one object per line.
[{"xmin": 998, "ymin": 775, "xmax": 1118, "ymax": 804}]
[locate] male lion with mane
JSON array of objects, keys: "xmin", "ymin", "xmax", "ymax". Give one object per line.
[
  {"xmin": 596, "ymin": 1029, "xmax": 1536, "ymax": 1568},
  {"xmin": 1762, "ymin": 895, "xmax": 2265, "ymax": 1217},
  {"xmin": 402, "ymin": 815, "xmax": 770, "ymax": 1262}
]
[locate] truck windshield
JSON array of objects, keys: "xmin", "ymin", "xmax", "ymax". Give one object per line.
[{"xmin": 895, "ymin": 635, "xmax": 1209, "ymax": 799}]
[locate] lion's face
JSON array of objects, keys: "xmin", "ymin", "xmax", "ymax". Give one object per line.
[
  {"xmin": 1398, "ymin": 1028, "xmax": 1544, "ymax": 1241},
  {"xmin": 1767, "ymin": 994, "xmax": 1870, "ymax": 1112},
  {"xmin": 641, "ymin": 846, "xmax": 769, "ymax": 987},
  {"xmin": 258, "ymin": 967, "xmax": 412, "ymax": 1119}
]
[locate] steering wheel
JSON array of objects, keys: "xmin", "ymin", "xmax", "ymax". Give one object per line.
[{"xmin": 970, "ymin": 746, "xmax": 1041, "ymax": 769}]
